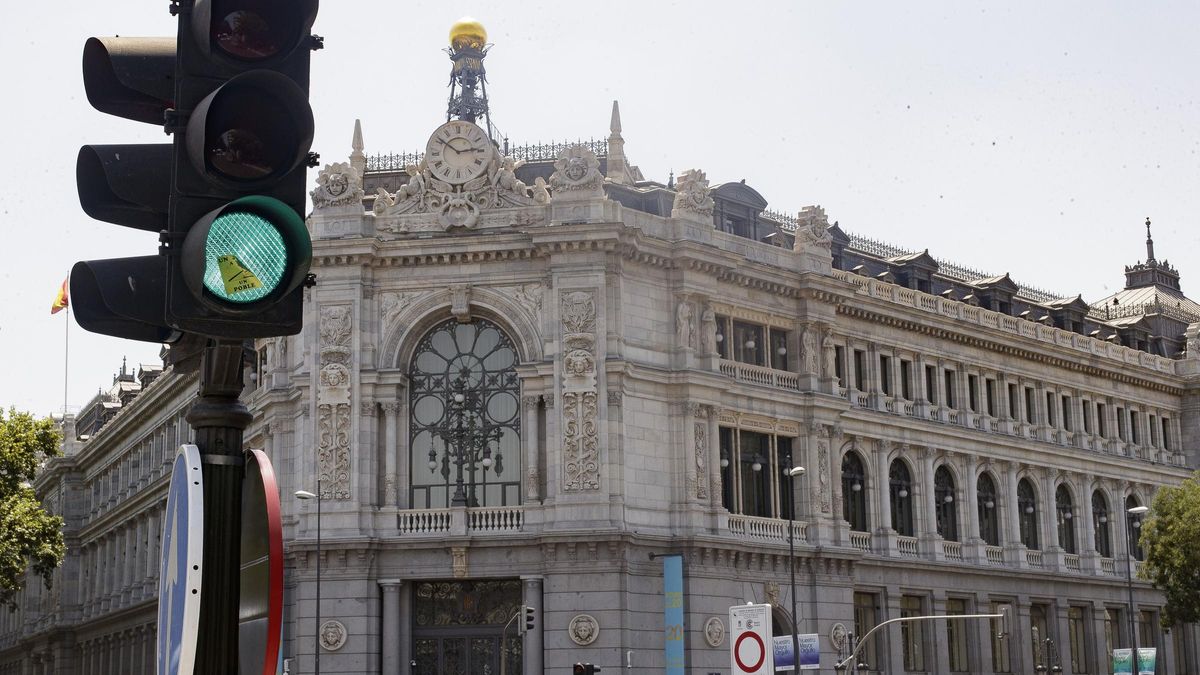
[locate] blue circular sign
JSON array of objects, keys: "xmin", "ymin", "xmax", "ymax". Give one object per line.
[{"xmin": 157, "ymin": 444, "xmax": 205, "ymax": 675}]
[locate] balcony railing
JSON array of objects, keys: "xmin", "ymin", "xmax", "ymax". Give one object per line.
[
  {"xmin": 469, "ymin": 506, "xmax": 524, "ymax": 532},
  {"xmin": 1101, "ymin": 557, "xmax": 1116, "ymax": 575},
  {"xmin": 985, "ymin": 545, "xmax": 1004, "ymax": 565},
  {"xmin": 398, "ymin": 508, "xmax": 452, "ymax": 534},
  {"xmin": 719, "ymin": 360, "xmax": 802, "ymax": 391},
  {"xmin": 898, "ymin": 536, "xmax": 919, "ymax": 557},
  {"xmin": 397, "ymin": 506, "xmax": 526, "ymax": 535},
  {"xmin": 942, "ymin": 540, "xmax": 963, "ymax": 561},
  {"xmin": 850, "ymin": 531, "xmax": 873, "ymax": 552},
  {"xmin": 1065, "ymin": 553, "xmax": 1081, "ymax": 572},
  {"xmin": 728, "ymin": 514, "xmax": 808, "ymax": 544},
  {"xmin": 1026, "ymin": 549, "xmax": 1044, "ymax": 567}
]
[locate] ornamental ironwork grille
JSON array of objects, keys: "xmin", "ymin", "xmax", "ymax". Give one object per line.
[
  {"xmin": 408, "ymin": 318, "xmax": 521, "ymax": 508},
  {"xmin": 841, "ymin": 452, "xmax": 868, "ymax": 533},
  {"xmin": 977, "ymin": 474, "xmax": 1000, "ymax": 546},
  {"xmin": 889, "ymin": 459, "xmax": 915, "ymax": 537},
  {"xmin": 1092, "ymin": 491, "xmax": 1111, "ymax": 558},
  {"xmin": 1018, "ymin": 479, "xmax": 1040, "ymax": 550},
  {"xmin": 935, "ymin": 466, "xmax": 959, "ymax": 542}
]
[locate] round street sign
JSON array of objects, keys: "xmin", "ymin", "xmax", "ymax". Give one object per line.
[
  {"xmin": 735, "ymin": 631, "xmax": 766, "ymax": 671},
  {"xmin": 239, "ymin": 448, "xmax": 285, "ymax": 675},
  {"xmin": 157, "ymin": 444, "xmax": 204, "ymax": 675}
]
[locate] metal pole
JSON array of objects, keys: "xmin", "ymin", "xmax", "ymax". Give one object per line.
[
  {"xmin": 188, "ymin": 340, "xmax": 251, "ymax": 674},
  {"xmin": 316, "ymin": 485, "xmax": 322, "ymax": 675},
  {"xmin": 788, "ymin": 470, "xmax": 799, "ymax": 671},
  {"xmin": 1126, "ymin": 512, "xmax": 1140, "ymax": 670}
]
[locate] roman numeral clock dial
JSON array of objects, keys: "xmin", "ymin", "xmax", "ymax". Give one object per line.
[{"xmin": 425, "ymin": 120, "xmax": 496, "ymax": 184}]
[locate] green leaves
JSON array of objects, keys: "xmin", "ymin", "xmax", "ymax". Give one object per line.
[
  {"xmin": 1140, "ymin": 473, "xmax": 1200, "ymax": 628},
  {"xmin": 0, "ymin": 409, "xmax": 65, "ymax": 610}
]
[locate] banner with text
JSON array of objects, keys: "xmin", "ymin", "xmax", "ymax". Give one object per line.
[{"xmin": 662, "ymin": 555, "xmax": 685, "ymax": 674}]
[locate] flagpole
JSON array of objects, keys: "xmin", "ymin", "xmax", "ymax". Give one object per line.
[{"xmin": 64, "ymin": 306, "xmax": 70, "ymax": 417}]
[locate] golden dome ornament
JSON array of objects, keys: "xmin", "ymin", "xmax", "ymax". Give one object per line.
[{"xmin": 449, "ymin": 17, "xmax": 487, "ymax": 51}]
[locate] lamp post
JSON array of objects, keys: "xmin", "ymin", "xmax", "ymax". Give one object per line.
[
  {"xmin": 1126, "ymin": 505, "xmax": 1149, "ymax": 669},
  {"xmin": 430, "ymin": 374, "xmax": 502, "ymax": 507},
  {"xmin": 786, "ymin": 465, "xmax": 806, "ymax": 670},
  {"xmin": 295, "ymin": 487, "xmax": 322, "ymax": 675}
]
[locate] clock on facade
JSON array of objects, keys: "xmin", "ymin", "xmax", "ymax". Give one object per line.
[{"xmin": 425, "ymin": 120, "xmax": 496, "ymax": 184}]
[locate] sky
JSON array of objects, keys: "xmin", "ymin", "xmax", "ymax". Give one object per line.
[{"xmin": 1, "ymin": 1, "xmax": 1197, "ymax": 417}]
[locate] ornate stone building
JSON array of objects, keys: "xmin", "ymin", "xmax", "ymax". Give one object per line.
[{"xmin": 7, "ymin": 19, "xmax": 1200, "ymax": 675}]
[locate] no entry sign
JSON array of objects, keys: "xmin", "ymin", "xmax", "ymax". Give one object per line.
[
  {"xmin": 729, "ymin": 604, "xmax": 774, "ymax": 674},
  {"xmin": 157, "ymin": 445, "xmax": 204, "ymax": 675}
]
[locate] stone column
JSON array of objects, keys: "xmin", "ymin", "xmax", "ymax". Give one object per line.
[
  {"xmin": 381, "ymin": 401, "xmax": 401, "ymax": 506},
  {"xmin": 399, "ymin": 579, "xmax": 413, "ymax": 673},
  {"xmin": 913, "ymin": 354, "xmax": 928, "ymax": 416},
  {"xmin": 522, "ymin": 395, "xmax": 541, "ymax": 502},
  {"xmin": 1043, "ymin": 471, "xmax": 1061, "ymax": 551},
  {"xmin": 845, "ymin": 344, "xmax": 859, "ymax": 395},
  {"xmin": 930, "ymin": 592, "xmax": 949, "ymax": 675},
  {"xmin": 933, "ymin": 361, "xmax": 947, "ymax": 420},
  {"xmin": 919, "ymin": 448, "xmax": 940, "ymax": 559},
  {"xmin": 1013, "ymin": 599, "xmax": 1033, "ymax": 675},
  {"xmin": 380, "ymin": 579, "xmax": 402, "ymax": 675},
  {"xmin": 884, "ymin": 588, "xmax": 905, "ymax": 673},
  {"xmin": 523, "ymin": 576, "xmax": 544, "ymax": 675},
  {"xmin": 707, "ymin": 406, "xmax": 722, "ymax": 513},
  {"xmin": 1081, "ymin": 478, "xmax": 1099, "ymax": 573},
  {"xmin": 1004, "ymin": 464, "xmax": 1025, "ymax": 566},
  {"xmin": 1053, "ymin": 601, "xmax": 1072, "ymax": 675},
  {"xmin": 145, "ymin": 510, "xmax": 159, "ymax": 594},
  {"xmin": 963, "ymin": 455, "xmax": 983, "ymax": 561},
  {"xmin": 873, "ymin": 442, "xmax": 894, "ymax": 555},
  {"xmin": 974, "ymin": 594, "xmax": 996, "ymax": 673}
]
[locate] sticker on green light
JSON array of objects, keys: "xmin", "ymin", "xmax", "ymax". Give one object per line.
[{"xmin": 202, "ymin": 210, "xmax": 288, "ymax": 304}]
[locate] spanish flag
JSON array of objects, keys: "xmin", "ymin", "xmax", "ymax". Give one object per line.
[{"xmin": 51, "ymin": 277, "xmax": 69, "ymax": 314}]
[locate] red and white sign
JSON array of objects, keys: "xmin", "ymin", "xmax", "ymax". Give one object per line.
[
  {"xmin": 729, "ymin": 603, "xmax": 774, "ymax": 674},
  {"xmin": 239, "ymin": 449, "xmax": 284, "ymax": 675}
]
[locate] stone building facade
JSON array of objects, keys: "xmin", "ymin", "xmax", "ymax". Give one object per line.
[{"xmin": 6, "ymin": 60, "xmax": 1200, "ymax": 675}]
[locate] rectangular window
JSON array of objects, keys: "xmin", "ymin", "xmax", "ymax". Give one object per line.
[
  {"xmin": 1068, "ymin": 606, "xmax": 1089, "ymax": 674},
  {"xmin": 985, "ymin": 379, "xmax": 996, "ymax": 417},
  {"xmin": 715, "ymin": 315, "xmax": 730, "ymax": 359},
  {"xmin": 1138, "ymin": 610, "xmax": 1155, "ymax": 654},
  {"xmin": 1083, "ymin": 402, "xmax": 1093, "ymax": 434},
  {"xmin": 719, "ymin": 427, "xmax": 735, "ymax": 512},
  {"xmin": 854, "ymin": 350, "xmax": 866, "ymax": 391},
  {"xmin": 1131, "ymin": 412, "xmax": 1140, "ymax": 444},
  {"xmin": 834, "ymin": 346, "xmax": 845, "ymax": 384},
  {"xmin": 1030, "ymin": 604, "xmax": 1050, "ymax": 671},
  {"xmin": 968, "ymin": 374, "xmax": 979, "ymax": 412},
  {"xmin": 1149, "ymin": 415, "xmax": 1159, "ymax": 447},
  {"xmin": 1046, "ymin": 392, "xmax": 1056, "ymax": 427},
  {"xmin": 1009, "ymin": 383, "xmax": 1019, "ymax": 420},
  {"xmin": 769, "ymin": 328, "xmax": 789, "ymax": 371},
  {"xmin": 1105, "ymin": 609, "xmax": 1118, "ymax": 671},
  {"xmin": 900, "ymin": 360, "xmax": 912, "ymax": 400},
  {"xmin": 901, "ymin": 595, "xmax": 926, "ymax": 672},
  {"xmin": 880, "ymin": 355, "xmax": 893, "ymax": 396},
  {"xmin": 926, "ymin": 365, "xmax": 938, "ymax": 404},
  {"xmin": 854, "ymin": 593, "xmax": 881, "ymax": 671},
  {"xmin": 1063, "ymin": 395, "xmax": 1073, "ymax": 431},
  {"xmin": 1162, "ymin": 417, "xmax": 1171, "ymax": 451},
  {"xmin": 946, "ymin": 598, "xmax": 969, "ymax": 672},
  {"xmin": 1117, "ymin": 408, "xmax": 1127, "ymax": 441},
  {"xmin": 733, "ymin": 321, "xmax": 765, "ymax": 366},
  {"xmin": 738, "ymin": 430, "xmax": 771, "ymax": 517},
  {"xmin": 1025, "ymin": 386, "xmax": 1036, "ymax": 423},
  {"xmin": 1098, "ymin": 404, "xmax": 1108, "ymax": 437},
  {"xmin": 945, "ymin": 371, "xmax": 957, "ymax": 408},
  {"xmin": 991, "ymin": 601, "xmax": 1012, "ymax": 673}
]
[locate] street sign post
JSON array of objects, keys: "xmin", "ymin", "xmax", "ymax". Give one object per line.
[
  {"xmin": 239, "ymin": 449, "xmax": 285, "ymax": 675},
  {"xmin": 156, "ymin": 445, "xmax": 205, "ymax": 675},
  {"xmin": 730, "ymin": 604, "xmax": 774, "ymax": 675}
]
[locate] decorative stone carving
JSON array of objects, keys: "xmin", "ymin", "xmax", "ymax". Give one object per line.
[
  {"xmin": 700, "ymin": 304, "xmax": 717, "ymax": 356},
  {"xmin": 380, "ymin": 290, "xmax": 430, "ymax": 337},
  {"xmin": 671, "ymin": 169, "xmax": 714, "ymax": 218},
  {"xmin": 765, "ymin": 581, "xmax": 781, "ymax": 606},
  {"xmin": 318, "ymin": 306, "xmax": 353, "ymax": 500},
  {"xmin": 450, "ymin": 284, "xmax": 472, "ymax": 322},
  {"xmin": 561, "ymin": 290, "xmax": 600, "ymax": 492},
  {"xmin": 793, "ymin": 205, "xmax": 832, "ymax": 252},
  {"xmin": 451, "ymin": 547, "xmax": 468, "ymax": 578},
  {"xmin": 1187, "ymin": 322, "xmax": 1200, "ymax": 359},
  {"xmin": 607, "ymin": 390, "xmax": 622, "ymax": 407},
  {"xmin": 821, "ymin": 327, "xmax": 838, "ymax": 381},
  {"xmin": 830, "ymin": 622, "xmax": 849, "ymax": 650},
  {"xmin": 704, "ymin": 617, "xmax": 726, "ymax": 647},
  {"xmin": 817, "ymin": 437, "xmax": 831, "ymax": 513},
  {"xmin": 319, "ymin": 620, "xmax": 348, "ymax": 651},
  {"xmin": 498, "ymin": 282, "xmax": 544, "ymax": 318},
  {"xmin": 359, "ymin": 401, "xmax": 376, "ymax": 417},
  {"xmin": 548, "ymin": 144, "xmax": 604, "ymax": 198},
  {"xmin": 311, "ymin": 162, "xmax": 364, "ymax": 209},
  {"xmin": 568, "ymin": 614, "xmax": 600, "ymax": 646},
  {"xmin": 801, "ymin": 324, "xmax": 820, "ymax": 375},
  {"xmin": 676, "ymin": 298, "xmax": 696, "ymax": 349},
  {"xmin": 694, "ymin": 421, "xmax": 709, "ymax": 500}
]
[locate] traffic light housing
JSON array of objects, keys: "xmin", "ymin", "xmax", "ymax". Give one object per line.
[
  {"xmin": 166, "ymin": 1, "xmax": 319, "ymax": 337},
  {"xmin": 573, "ymin": 664, "xmax": 600, "ymax": 675},
  {"xmin": 521, "ymin": 605, "xmax": 536, "ymax": 634}
]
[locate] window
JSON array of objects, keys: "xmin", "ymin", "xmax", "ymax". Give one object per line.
[
  {"xmin": 1150, "ymin": 415, "xmax": 1159, "ymax": 447},
  {"xmin": 900, "ymin": 360, "xmax": 912, "ymax": 400},
  {"xmin": 834, "ymin": 346, "xmax": 846, "ymax": 384},
  {"xmin": 1030, "ymin": 604, "xmax": 1051, "ymax": 671},
  {"xmin": 901, "ymin": 595, "xmax": 926, "ymax": 671},
  {"xmin": 1117, "ymin": 407, "xmax": 1127, "ymax": 441},
  {"xmin": 408, "ymin": 318, "xmax": 521, "ymax": 508},
  {"xmin": 1062, "ymin": 395, "xmax": 1073, "ymax": 431},
  {"xmin": 968, "ymin": 374, "xmax": 979, "ymax": 412},
  {"xmin": 1056, "ymin": 485, "xmax": 1076, "ymax": 554},
  {"xmin": 1018, "ymin": 478, "xmax": 1040, "ymax": 549},
  {"xmin": 1130, "ymin": 411, "xmax": 1140, "ymax": 444},
  {"xmin": 890, "ymin": 459, "xmax": 915, "ymax": 536},
  {"xmin": 1138, "ymin": 610, "xmax": 1155, "ymax": 656},
  {"xmin": 935, "ymin": 466, "xmax": 958, "ymax": 541},
  {"xmin": 719, "ymin": 428, "xmax": 794, "ymax": 518},
  {"xmin": 715, "ymin": 314, "xmax": 729, "ymax": 358},
  {"xmin": 769, "ymin": 328, "xmax": 789, "ymax": 371},
  {"xmin": 842, "ymin": 452, "xmax": 868, "ymax": 532},
  {"xmin": 1046, "ymin": 391, "xmax": 1056, "ymax": 427},
  {"xmin": 1083, "ymin": 401, "xmax": 1093, "ymax": 434},
  {"xmin": 1068, "ymin": 606, "xmax": 1089, "ymax": 674},
  {"xmin": 946, "ymin": 598, "xmax": 969, "ymax": 672},
  {"xmin": 1008, "ymin": 383, "xmax": 1019, "ymax": 421},
  {"xmin": 1105, "ymin": 608, "xmax": 1119, "ymax": 663},
  {"xmin": 925, "ymin": 365, "xmax": 937, "ymax": 403},
  {"xmin": 1126, "ymin": 496, "xmax": 1145, "ymax": 560},
  {"xmin": 1025, "ymin": 386, "xmax": 1036, "ymax": 423},
  {"xmin": 1161, "ymin": 417, "xmax": 1172, "ymax": 451},
  {"xmin": 854, "ymin": 350, "xmax": 866, "ymax": 391},
  {"xmin": 944, "ymin": 371, "xmax": 957, "ymax": 408},
  {"xmin": 985, "ymin": 379, "xmax": 996, "ymax": 416},
  {"xmin": 733, "ymin": 321, "xmax": 765, "ymax": 366},
  {"xmin": 991, "ymin": 601, "xmax": 1013, "ymax": 673},
  {"xmin": 977, "ymin": 474, "xmax": 1000, "ymax": 546},
  {"xmin": 1098, "ymin": 403, "xmax": 1108, "ymax": 438},
  {"xmin": 853, "ymin": 593, "xmax": 881, "ymax": 670},
  {"xmin": 1093, "ymin": 491, "xmax": 1111, "ymax": 558},
  {"xmin": 880, "ymin": 355, "xmax": 892, "ymax": 396}
]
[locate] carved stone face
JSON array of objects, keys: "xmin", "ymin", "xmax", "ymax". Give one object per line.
[
  {"xmin": 327, "ymin": 172, "xmax": 349, "ymax": 196},
  {"xmin": 564, "ymin": 157, "xmax": 588, "ymax": 181}
]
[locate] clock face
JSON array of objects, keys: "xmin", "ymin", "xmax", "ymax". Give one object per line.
[{"xmin": 425, "ymin": 121, "xmax": 495, "ymax": 184}]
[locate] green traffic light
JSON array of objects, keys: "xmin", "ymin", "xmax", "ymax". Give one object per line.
[{"xmin": 201, "ymin": 208, "xmax": 288, "ymax": 303}]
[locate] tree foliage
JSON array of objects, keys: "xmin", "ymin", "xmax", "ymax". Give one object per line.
[
  {"xmin": 0, "ymin": 409, "xmax": 65, "ymax": 609},
  {"xmin": 1140, "ymin": 473, "xmax": 1200, "ymax": 628}
]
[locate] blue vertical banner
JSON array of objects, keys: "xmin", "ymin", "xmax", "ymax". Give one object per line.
[{"xmin": 663, "ymin": 555, "xmax": 686, "ymax": 674}]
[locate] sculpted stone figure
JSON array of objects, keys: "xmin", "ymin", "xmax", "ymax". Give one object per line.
[
  {"xmin": 676, "ymin": 300, "xmax": 695, "ymax": 348},
  {"xmin": 700, "ymin": 306, "xmax": 717, "ymax": 355}
]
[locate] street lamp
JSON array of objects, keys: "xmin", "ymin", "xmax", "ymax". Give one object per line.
[
  {"xmin": 295, "ymin": 487, "xmax": 322, "ymax": 675},
  {"xmin": 786, "ymin": 465, "xmax": 806, "ymax": 669},
  {"xmin": 430, "ymin": 375, "xmax": 502, "ymax": 507},
  {"xmin": 1126, "ymin": 505, "xmax": 1149, "ymax": 667}
]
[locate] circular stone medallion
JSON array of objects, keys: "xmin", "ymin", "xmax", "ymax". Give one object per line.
[
  {"xmin": 568, "ymin": 614, "xmax": 599, "ymax": 646},
  {"xmin": 319, "ymin": 620, "xmax": 348, "ymax": 651},
  {"xmin": 704, "ymin": 616, "xmax": 726, "ymax": 647}
]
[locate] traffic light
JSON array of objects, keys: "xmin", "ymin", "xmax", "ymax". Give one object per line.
[
  {"xmin": 573, "ymin": 664, "xmax": 600, "ymax": 675},
  {"xmin": 522, "ymin": 604, "xmax": 536, "ymax": 634},
  {"xmin": 72, "ymin": 37, "xmax": 179, "ymax": 343},
  {"xmin": 166, "ymin": 1, "xmax": 320, "ymax": 337}
]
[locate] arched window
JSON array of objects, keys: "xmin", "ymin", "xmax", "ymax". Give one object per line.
[
  {"xmin": 408, "ymin": 318, "xmax": 521, "ymax": 508},
  {"xmin": 1056, "ymin": 485, "xmax": 1076, "ymax": 554},
  {"xmin": 1018, "ymin": 478, "xmax": 1039, "ymax": 550},
  {"xmin": 1126, "ymin": 495, "xmax": 1146, "ymax": 560},
  {"xmin": 977, "ymin": 473, "xmax": 1000, "ymax": 546},
  {"xmin": 841, "ymin": 452, "xmax": 868, "ymax": 532},
  {"xmin": 1092, "ymin": 491, "xmax": 1111, "ymax": 558},
  {"xmin": 889, "ymin": 459, "xmax": 914, "ymax": 537},
  {"xmin": 935, "ymin": 466, "xmax": 958, "ymax": 541}
]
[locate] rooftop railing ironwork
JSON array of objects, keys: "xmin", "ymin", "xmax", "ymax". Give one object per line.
[{"xmin": 365, "ymin": 138, "xmax": 607, "ymax": 173}]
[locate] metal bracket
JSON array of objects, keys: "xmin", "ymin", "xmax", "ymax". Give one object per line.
[{"xmin": 309, "ymin": 34, "xmax": 325, "ymax": 51}]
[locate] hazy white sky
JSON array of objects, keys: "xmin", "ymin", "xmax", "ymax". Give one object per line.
[{"xmin": 1, "ymin": 1, "xmax": 1197, "ymax": 416}]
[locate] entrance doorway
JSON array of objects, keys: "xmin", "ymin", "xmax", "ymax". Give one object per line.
[{"xmin": 412, "ymin": 579, "xmax": 523, "ymax": 674}]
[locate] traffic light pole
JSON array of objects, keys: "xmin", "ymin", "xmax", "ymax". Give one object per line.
[{"xmin": 186, "ymin": 339, "xmax": 251, "ymax": 673}]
